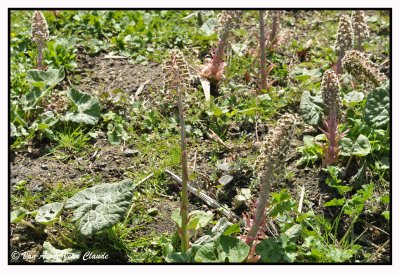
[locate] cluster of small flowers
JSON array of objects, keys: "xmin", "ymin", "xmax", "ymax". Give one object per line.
[
  {"xmin": 342, "ymin": 50, "xmax": 388, "ymax": 87},
  {"xmin": 334, "ymin": 15, "xmax": 354, "ymax": 54},
  {"xmin": 216, "ymin": 10, "xmax": 241, "ymax": 35},
  {"xmin": 257, "ymin": 113, "xmax": 297, "ymax": 181},
  {"xmin": 31, "ymin": 11, "xmax": 49, "ymax": 43},
  {"xmin": 162, "ymin": 49, "xmax": 191, "ymax": 93},
  {"xmin": 321, "ymin": 69, "xmax": 342, "ymax": 116},
  {"xmin": 352, "ymin": 11, "xmax": 369, "ymax": 40}
]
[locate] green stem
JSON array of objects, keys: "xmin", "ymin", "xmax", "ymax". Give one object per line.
[
  {"xmin": 21, "ymin": 219, "xmax": 42, "ymax": 235},
  {"xmin": 176, "ymin": 76, "xmax": 189, "ymax": 253},
  {"xmin": 343, "ymin": 155, "xmax": 353, "ymax": 177}
]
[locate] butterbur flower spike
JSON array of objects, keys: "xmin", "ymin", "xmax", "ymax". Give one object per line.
[
  {"xmin": 244, "ymin": 114, "xmax": 297, "ymax": 254},
  {"xmin": 269, "ymin": 10, "xmax": 284, "ymax": 46},
  {"xmin": 342, "ymin": 50, "xmax": 388, "ymax": 88},
  {"xmin": 162, "ymin": 49, "xmax": 191, "ymax": 94},
  {"xmin": 352, "ymin": 11, "xmax": 369, "ymax": 51},
  {"xmin": 334, "ymin": 14, "xmax": 354, "ymax": 74},
  {"xmin": 320, "ymin": 69, "xmax": 346, "ymax": 166},
  {"xmin": 31, "ymin": 11, "xmax": 49, "ymax": 70},
  {"xmin": 321, "ymin": 69, "xmax": 342, "ymax": 118}
]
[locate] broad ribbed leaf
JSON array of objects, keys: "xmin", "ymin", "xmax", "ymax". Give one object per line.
[
  {"xmin": 65, "ymin": 179, "xmax": 134, "ymax": 236},
  {"xmin": 35, "ymin": 202, "xmax": 64, "ymax": 225},
  {"xmin": 65, "ymin": 87, "xmax": 101, "ymax": 125},
  {"xmin": 364, "ymin": 82, "xmax": 389, "ymax": 129},
  {"xmin": 300, "ymin": 91, "xmax": 324, "ymax": 126},
  {"xmin": 26, "ymin": 68, "xmax": 65, "ymax": 89}
]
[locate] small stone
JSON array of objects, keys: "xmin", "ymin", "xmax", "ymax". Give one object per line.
[
  {"xmin": 41, "ymin": 164, "xmax": 48, "ymax": 170},
  {"xmin": 233, "ymin": 195, "xmax": 247, "ymax": 208},
  {"xmin": 123, "ymin": 149, "xmax": 139, "ymax": 157},
  {"xmin": 147, "ymin": 208, "xmax": 158, "ymax": 216},
  {"xmin": 253, "ymin": 141, "xmax": 262, "ymax": 150},
  {"xmin": 218, "ymin": 175, "xmax": 233, "ymax": 186}
]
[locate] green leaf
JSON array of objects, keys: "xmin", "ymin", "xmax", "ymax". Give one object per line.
[
  {"xmin": 340, "ymin": 138, "xmax": 354, "ymax": 156},
  {"xmin": 42, "ymin": 242, "xmax": 81, "ymax": 263},
  {"xmin": 165, "ymin": 252, "xmax": 192, "ymax": 263},
  {"xmin": 324, "ymin": 198, "xmax": 345, "ymax": 207},
  {"xmin": 344, "ymin": 91, "xmax": 364, "ymax": 105},
  {"xmin": 171, "ymin": 208, "xmax": 182, "ymax": 228},
  {"xmin": 200, "ymin": 18, "xmax": 218, "ymax": 35},
  {"xmin": 222, "ymin": 223, "xmax": 240, "ymax": 236},
  {"xmin": 340, "ymin": 135, "xmax": 371, "ymax": 157},
  {"xmin": 11, "ymin": 208, "xmax": 28, "ymax": 223},
  {"xmin": 194, "ymin": 243, "xmax": 218, "ymax": 262},
  {"xmin": 364, "ymin": 82, "xmax": 389, "ymax": 129},
  {"xmin": 26, "ymin": 68, "xmax": 65, "ymax": 90},
  {"xmin": 194, "ymin": 236, "xmax": 250, "ymax": 263},
  {"xmin": 35, "ymin": 202, "xmax": 64, "ymax": 225},
  {"xmin": 303, "ymin": 135, "xmax": 315, "ymax": 147},
  {"xmin": 381, "ymin": 211, "xmax": 390, "ymax": 221},
  {"xmin": 284, "ymin": 224, "xmax": 302, "ymax": 239},
  {"xmin": 299, "ymin": 91, "xmax": 324, "ymax": 126},
  {"xmin": 256, "ymin": 237, "xmax": 293, "ymax": 263},
  {"xmin": 290, "ymin": 68, "xmax": 322, "ymax": 81},
  {"xmin": 188, "ymin": 210, "xmax": 213, "ymax": 231},
  {"xmin": 216, "ymin": 235, "xmax": 250, "ymax": 263},
  {"xmin": 65, "ymin": 179, "xmax": 134, "ymax": 236},
  {"xmin": 350, "ymin": 161, "xmax": 367, "ymax": 189},
  {"xmin": 64, "ymin": 87, "xmax": 101, "ymax": 125},
  {"xmin": 352, "ymin": 134, "xmax": 371, "ymax": 156}
]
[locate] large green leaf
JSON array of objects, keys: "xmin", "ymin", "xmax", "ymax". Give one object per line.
[
  {"xmin": 42, "ymin": 242, "xmax": 82, "ymax": 263},
  {"xmin": 340, "ymin": 135, "xmax": 371, "ymax": 157},
  {"xmin": 364, "ymin": 82, "xmax": 390, "ymax": 129},
  {"xmin": 216, "ymin": 236, "xmax": 250, "ymax": 263},
  {"xmin": 26, "ymin": 68, "xmax": 65, "ymax": 89},
  {"xmin": 193, "ymin": 243, "xmax": 217, "ymax": 262},
  {"xmin": 64, "ymin": 87, "xmax": 101, "ymax": 125},
  {"xmin": 194, "ymin": 235, "xmax": 250, "ymax": 263},
  {"xmin": 35, "ymin": 202, "xmax": 64, "ymax": 225},
  {"xmin": 65, "ymin": 179, "xmax": 134, "ymax": 236},
  {"xmin": 299, "ymin": 91, "xmax": 324, "ymax": 126}
]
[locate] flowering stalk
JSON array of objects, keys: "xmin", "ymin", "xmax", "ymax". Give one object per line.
[
  {"xmin": 259, "ymin": 10, "xmax": 267, "ymax": 91},
  {"xmin": 244, "ymin": 114, "xmax": 296, "ymax": 256},
  {"xmin": 320, "ymin": 70, "xmax": 346, "ymax": 166},
  {"xmin": 31, "ymin": 11, "xmax": 49, "ymax": 70},
  {"xmin": 269, "ymin": 10, "xmax": 283, "ymax": 46},
  {"xmin": 163, "ymin": 49, "xmax": 191, "ymax": 252},
  {"xmin": 342, "ymin": 50, "xmax": 388, "ymax": 88},
  {"xmin": 200, "ymin": 10, "xmax": 241, "ymax": 84},
  {"xmin": 352, "ymin": 11, "xmax": 369, "ymax": 51},
  {"xmin": 334, "ymin": 15, "xmax": 353, "ymax": 74}
]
